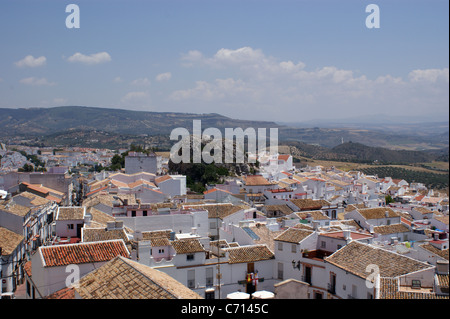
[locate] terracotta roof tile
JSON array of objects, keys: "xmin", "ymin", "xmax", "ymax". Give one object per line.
[
  {"xmin": 75, "ymin": 256, "xmax": 202, "ymax": 299},
  {"xmin": 40, "ymin": 239, "xmax": 130, "ymax": 267},
  {"xmin": 325, "ymin": 241, "xmax": 433, "ymax": 279},
  {"xmin": 226, "ymin": 245, "xmax": 274, "ymax": 264},
  {"xmin": 57, "ymin": 206, "xmax": 85, "ymax": 220},
  {"xmin": 274, "ymin": 228, "xmax": 314, "ymax": 244},
  {"xmin": 171, "ymin": 239, "xmax": 205, "ymax": 254},
  {"xmin": 0, "ymin": 227, "xmax": 24, "ymax": 256}
]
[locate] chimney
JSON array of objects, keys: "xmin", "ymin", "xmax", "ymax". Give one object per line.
[
  {"xmin": 115, "ymin": 220, "xmax": 124, "ymax": 230},
  {"xmin": 106, "ymin": 221, "xmax": 116, "ymax": 231},
  {"xmin": 84, "ymin": 213, "xmax": 92, "ymax": 226},
  {"xmin": 312, "ymin": 221, "xmax": 319, "ymax": 231},
  {"xmin": 436, "ymin": 260, "xmax": 449, "ymax": 275},
  {"xmin": 343, "ymin": 230, "xmax": 351, "ymax": 241},
  {"xmin": 134, "ymin": 230, "xmax": 143, "ymax": 241}
]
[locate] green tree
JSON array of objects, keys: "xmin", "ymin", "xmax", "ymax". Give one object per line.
[{"xmin": 385, "ymin": 195, "xmax": 395, "ymax": 205}]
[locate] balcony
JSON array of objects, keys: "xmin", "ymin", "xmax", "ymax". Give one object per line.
[{"xmin": 302, "ymin": 249, "xmax": 333, "ymax": 260}]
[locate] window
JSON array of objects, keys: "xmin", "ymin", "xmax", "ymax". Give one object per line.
[
  {"xmin": 143, "ymin": 210, "xmax": 147, "ymax": 216},
  {"xmin": 158, "ymin": 249, "xmax": 165, "ymax": 254},
  {"xmin": 278, "ymin": 242, "xmax": 283, "ymax": 251},
  {"xmin": 187, "ymin": 270, "xmax": 195, "ymax": 288},
  {"xmin": 131, "ymin": 210, "xmax": 136, "ymax": 217},
  {"xmin": 67, "ymin": 224, "xmax": 74, "ymax": 230},
  {"xmin": 277, "ymin": 262, "xmax": 284, "ymax": 280},
  {"xmin": 187, "ymin": 254, "xmax": 195, "ymax": 261},
  {"xmin": 205, "ymin": 267, "xmax": 213, "ymax": 287},
  {"xmin": 321, "ymin": 241, "xmax": 326, "ymax": 248},
  {"xmin": 412, "ymin": 280, "xmax": 421, "ymax": 289},
  {"xmin": 291, "ymin": 244, "xmax": 296, "ymax": 253}
]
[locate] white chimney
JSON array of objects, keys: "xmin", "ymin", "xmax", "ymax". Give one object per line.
[
  {"xmin": 343, "ymin": 230, "xmax": 351, "ymax": 241},
  {"xmin": 312, "ymin": 221, "xmax": 319, "ymax": 231},
  {"xmin": 84, "ymin": 213, "xmax": 92, "ymax": 226},
  {"xmin": 134, "ymin": 230, "xmax": 143, "ymax": 241}
]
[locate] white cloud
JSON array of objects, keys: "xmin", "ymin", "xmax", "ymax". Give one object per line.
[
  {"xmin": 131, "ymin": 77, "xmax": 151, "ymax": 86},
  {"xmin": 156, "ymin": 72, "xmax": 172, "ymax": 82},
  {"xmin": 15, "ymin": 55, "xmax": 47, "ymax": 68},
  {"xmin": 408, "ymin": 68, "xmax": 449, "ymax": 83},
  {"xmin": 172, "ymin": 47, "xmax": 449, "ymax": 121},
  {"xmin": 113, "ymin": 76, "xmax": 123, "ymax": 83},
  {"xmin": 20, "ymin": 77, "xmax": 56, "ymax": 86},
  {"xmin": 121, "ymin": 91, "xmax": 151, "ymax": 106},
  {"xmin": 181, "ymin": 50, "xmax": 204, "ymax": 67},
  {"xmin": 67, "ymin": 52, "xmax": 111, "ymax": 65}
]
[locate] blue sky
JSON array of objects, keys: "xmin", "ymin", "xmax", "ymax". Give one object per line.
[{"xmin": 0, "ymin": 0, "xmax": 448, "ymax": 122}]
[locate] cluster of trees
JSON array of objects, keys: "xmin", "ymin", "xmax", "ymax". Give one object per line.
[{"xmin": 18, "ymin": 151, "xmax": 46, "ymax": 172}]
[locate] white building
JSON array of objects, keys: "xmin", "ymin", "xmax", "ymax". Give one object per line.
[{"xmin": 29, "ymin": 239, "xmax": 130, "ymax": 298}]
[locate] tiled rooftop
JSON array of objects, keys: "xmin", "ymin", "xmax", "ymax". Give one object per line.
[
  {"xmin": 274, "ymin": 228, "xmax": 314, "ymax": 244},
  {"xmin": 171, "ymin": 239, "xmax": 206, "ymax": 254},
  {"xmin": 373, "ymin": 223, "xmax": 410, "ymax": 235},
  {"xmin": 325, "ymin": 241, "xmax": 433, "ymax": 279},
  {"xmin": 226, "ymin": 244, "xmax": 274, "ymax": 264},
  {"xmin": 419, "ymin": 243, "xmax": 449, "ymax": 260},
  {"xmin": 0, "ymin": 201, "xmax": 31, "ymax": 217},
  {"xmin": 295, "ymin": 210, "xmax": 330, "ymax": 220},
  {"xmin": 0, "ymin": 226, "xmax": 24, "ymax": 256},
  {"xmin": 82, "ymin": 228, "xmax": 129, "ymax": 243},
  {"xmin": 243, "ymin": 175, "xmax": 272, "ymax": 186},
  {"xmin": 379, "ymin": 277, "xmax": 448, "ymax": 299},
  {"xmin": 75, "ymin": 256, "xmax": 202, "ymax": 299},
  {"xmin": 57, "ymin": 206, "xmax": 85, "ymax": 220},
  {"xmin": 40, "ymin": 239, "xmax": 130, "ymax": 267},
  {"xmin": 290, "ymin": 199, "xmax": 330, "ymax": 211},
  {"xmin": 357, "ymin": 207, "xmax": 399, "ymax": 220}
]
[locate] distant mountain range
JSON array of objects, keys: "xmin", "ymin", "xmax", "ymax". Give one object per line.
[
  {"xmin": 286, "ymin": 141, "xmax": 448, "ymax": 164},
  {"xmin": 0, "ymin": 106, "xmax": 448, "ymax": 163}
]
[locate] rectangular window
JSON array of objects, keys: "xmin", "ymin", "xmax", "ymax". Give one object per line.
[
  {"xmin": 291, "ymin": 244, "xmax": 296, "ymax": 253},
  {"xmin": 187, "ymin": 270, "xmax": 195, "ymax": 288},
  {"xmin": 277, "ymin": 262, "xmax": 284, "ymax": 280},
  {"xmin": 206, "ymin": 267, "xmax": 213, "ymax": 287},
  {"xmin": 412, "ymin": 280, "xmax": 421, "ymax": 289},
  {"xmin": 131, "ymin": 210, "xmax": 136, "ymax": 217},
  {"xmin": 143, "ymin": 210, "xmax": 147, "ymax": 216},
  {"xmin": 278, "ymin": 242, "xmax": 283, "ymax": 251},
  {"xmin": 187, "ymin": 254, "xmax": 195, "ymax": 261},
  {"xmin": 67, "ymin": 224, "xmax": 74, "ymax": 230},
  {"xmin": 321, "ymin": 241, "xmax": 326, "ymax": 248},
  {"xmin": 158, "ymin": 249, "xmax": 164, "ymax": 254}
]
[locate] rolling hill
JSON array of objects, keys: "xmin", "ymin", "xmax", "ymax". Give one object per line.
[{"xmin": 0, "ymin": 106, "xmax": 448, "ymax": 164}]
